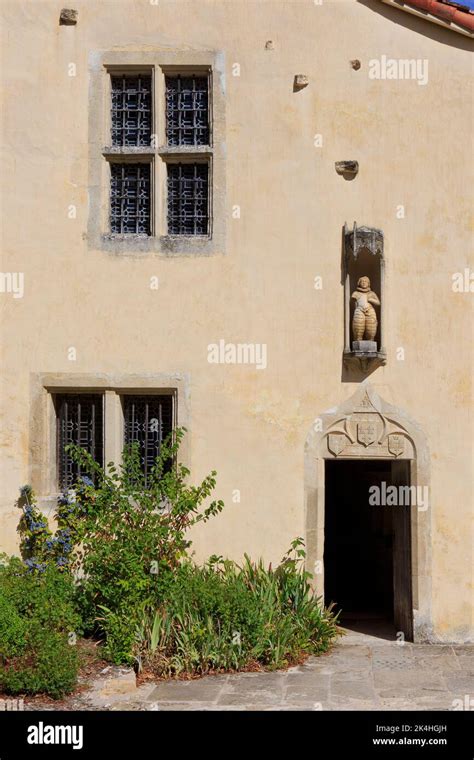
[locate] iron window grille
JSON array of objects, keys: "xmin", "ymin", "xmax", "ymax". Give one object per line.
[
  {"xmin": 167, "ymin": 162, "xmax": 209, "ymax": 236},
  {"xmin": 110, "ymin": 163, "xmax": 151, "ymax": 235},
  {"xmin": 123, "ymin": 395, "xmax": 174, "ymax": 483},
  {"xmin": 111, "ymin": 74, "xmax": 152, "ymax": 147},
  {"xmin": 56, "ymin": 394, "xmax": 104, "ymax": 489},
  {"xmin": 165, "ymin": 74, "xmax": 209, "ymax": 146}
]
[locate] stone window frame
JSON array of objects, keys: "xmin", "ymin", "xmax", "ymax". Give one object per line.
[
  {"xmin": 29, "ymin": 373, "xmax": 190, "ymax": 513},
  {"xmin": 88, "ymin": 50, "xmax": 226, "ymax": 257}
]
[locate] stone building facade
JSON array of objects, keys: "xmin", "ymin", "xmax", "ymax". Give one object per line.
[{"xmin": 0, "ymin": 0, "xmax": 472, "ymax": 642}]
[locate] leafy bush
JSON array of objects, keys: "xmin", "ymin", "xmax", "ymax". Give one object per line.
[
  {"xmin": 134, "ymin": 540, "xmax": 339, "ymax": 675},
  {"xmin": 0, "ymin": 595, "xmax": 26, "ymax": 660},
  {"xmin": 0, "ymin": 624, "xmax": 78, "ymax": 699},
  {"xmin": 0, "ymin": 556, "xmax": 81, "ymax": 634},
  {"xmin": 10, "ymin": 430, "xmax": 339, "ymax": 683},
  {"xmin": 57, "ymin": 429, "xmax": 224, "ymax": 656},
  {"xmin": 0, "ymin": 556, "xmax": 80, "ymax": 698}
]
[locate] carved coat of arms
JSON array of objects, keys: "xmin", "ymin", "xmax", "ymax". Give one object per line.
[
  {"xmin": 328, "ymin": 434, "xmax": 347, "ymax": 456},
  {"xmin": 357, "ymin": 421, "xmax": 377, "ymax": 447},
  {"xmin": 388, "ymin": 433, "xmax": 405, "ymax": 457}
]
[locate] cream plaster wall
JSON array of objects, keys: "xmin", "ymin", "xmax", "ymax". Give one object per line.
[{"xmin": 0, "ymin": 0, "xmax": 472, "ymax": 640}]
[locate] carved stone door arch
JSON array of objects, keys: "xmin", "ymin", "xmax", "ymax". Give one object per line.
[{"xmin": 304, "ymin": 382, "xmax": 432, "ymax": 642}]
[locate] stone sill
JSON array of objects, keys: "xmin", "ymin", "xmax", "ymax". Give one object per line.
[
  {"xmin": 102, "ymin": 146, "xmax": 213, "ymax": 157},
  {"xmin": 157, "ymin": 145, "xmax": 213, "ymax": 157},
  {"xmin": 100, "ymin": 233, "xmax": 216, "ymax": 256},
  {"xmin": 102, "ymin": 146, "xmax": 154, "ymax": 157}
]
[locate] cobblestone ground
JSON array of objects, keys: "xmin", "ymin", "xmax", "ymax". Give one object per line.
[{"xmin": 75, "ymin": 627, "xmax": 474, "ymax": 712}]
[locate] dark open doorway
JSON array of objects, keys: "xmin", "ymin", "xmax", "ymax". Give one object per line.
[{"xmin": 324, "ymin": 459, "xmax": 413, "ymax": 641}]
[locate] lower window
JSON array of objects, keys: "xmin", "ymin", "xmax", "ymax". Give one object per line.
[
  {"xmin": 123, "ymin": 395, "xmax": 174, "ymax": 483},
  {"xmin": 167, "ymin": 162, "xmax": 209, "ymax": 235},
  {"xmin": 54, "ymin": 391, "xmax": 175, "ymax": 491},
  {"xmin": 55, "ymin": 394, "xmax": 104, "ymax": 489},
  {"xmin": 110, "ymin": 163, "xmax": 151, "ymax": 235}
]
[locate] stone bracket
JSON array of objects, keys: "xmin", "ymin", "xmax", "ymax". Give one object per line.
[{"xmin": 343, "ymin": 349, "xmax": 387, "ymax": 373}]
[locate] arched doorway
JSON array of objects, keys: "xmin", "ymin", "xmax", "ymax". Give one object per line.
[{"xmin": 304, "ymin": 382, "xmax": 432, "ymax": 642}]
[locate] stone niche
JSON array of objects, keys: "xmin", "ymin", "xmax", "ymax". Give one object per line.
[{"xmin": 343, "ymin": 222, "xmax": 387, "ymax": 372}]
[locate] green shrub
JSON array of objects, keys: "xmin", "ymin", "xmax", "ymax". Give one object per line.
[
  {"xmin": 134, "ymin": 540, "xmax": 339, "ymax": 675},
  {"xmin": 97, "ymin": 606, "xmax": 140, "ymax": 665},
  {"xmin": 0, "ymin": 556, "xmax": 81, "ymax": 634},
  {"xmin": 0, "ymin": 556, "xmax": 81, "ymax": 698},
  {"xmin": 0, "ymin": 595, "xmax": 26, "ymax": 660},
  {"xmin": 9, "ymin": 432, "xmax": 339, "ymax": 680},
  {"xmin": 60, "ymin": 429, "xmax": 224, "ymax": 646},
  {"xmin": 0, "ymin": 623, "xmax": 78, "ymax": 699}
]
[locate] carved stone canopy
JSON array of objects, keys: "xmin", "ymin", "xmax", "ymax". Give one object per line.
[
  {"xmin": 345, "ymin": 223, "xmax": 384, "ymax": 260},
  {"xmin": 311, "ymin": 383, "xmax": 419, "ymax": 460}
]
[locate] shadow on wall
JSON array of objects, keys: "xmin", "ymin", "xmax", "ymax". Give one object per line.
[{"xmin": 357, "ymin": 0, "xmax": 474, "ymax": 51}]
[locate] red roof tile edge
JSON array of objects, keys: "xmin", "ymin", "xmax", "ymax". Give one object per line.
[{"xmin": 398, "ymin": 0, "xmax": 474, "ymax": 31}]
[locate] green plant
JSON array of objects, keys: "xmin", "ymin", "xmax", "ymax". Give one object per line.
[
  {"xmin": 0, "ymin": 555, "xmax": 81, "ymax": 698},
  {"xmin": 16, "ymin": 486, "xmax": 53, "ymax": 571},
  {"xmin": 17, "ymin": 484, "xmax": 76, "ymax": 573},
  {"xmin": 0, "ymin": 595, "xmax": 26, "ymax": 660},
  {"xmin": 0, "ymin": 555, "xmax": 81, "ymax": 634},
  {"xmin": 0, "ymin": 623, "xmax": 78, "ymax": 699},
  {"xmin": 134, "ymin": 540, "xmax": 339, "ymax": 676},
  {"xmin": 62, "ymin": 429, "xmax": 224, "ymax": 660}
]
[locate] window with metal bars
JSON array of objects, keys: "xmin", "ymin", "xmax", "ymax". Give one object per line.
[
  {"xmin": 110, "ymin": 163, "xmax": 151, "ymax": 235},
  {"xmin": 165, "ymin": 74, "xmax": 210, "ymax": 147},
  {"xmin": 167, "ymin": 162, "xmax": 209, "ymax": 236},
  {"xmin": 55, "ymin": 394, "xmax": 104, "ymax": 490},
  {"xmin": 111, "ymin": 74, "xmax": 152, "ymax": 147},
  {"xmin": 123, "ymin": 395, "xmax": 174, "ymax": 483}
]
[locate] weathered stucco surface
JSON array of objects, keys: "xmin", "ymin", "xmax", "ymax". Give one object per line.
[{"xmin": 0, "ymin": 0, "xmax": 472, "ymax": 641}]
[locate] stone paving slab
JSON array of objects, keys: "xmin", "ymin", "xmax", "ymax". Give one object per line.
[
  {"xmin": 217, "ymin": 672, "xmax": 286, "ymax": 707},
  {"xmin": 147, "ymin": 674, "xmax": 228, "ymax": 704},
  {"xmin": 40, "ymin": 628, "xmax": 474, "ymax": 712}
]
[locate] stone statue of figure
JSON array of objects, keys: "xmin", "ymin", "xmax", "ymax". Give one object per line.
[{"xmin": 351, "ymin": 276, "xmax": 380, "ymax": 342}]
